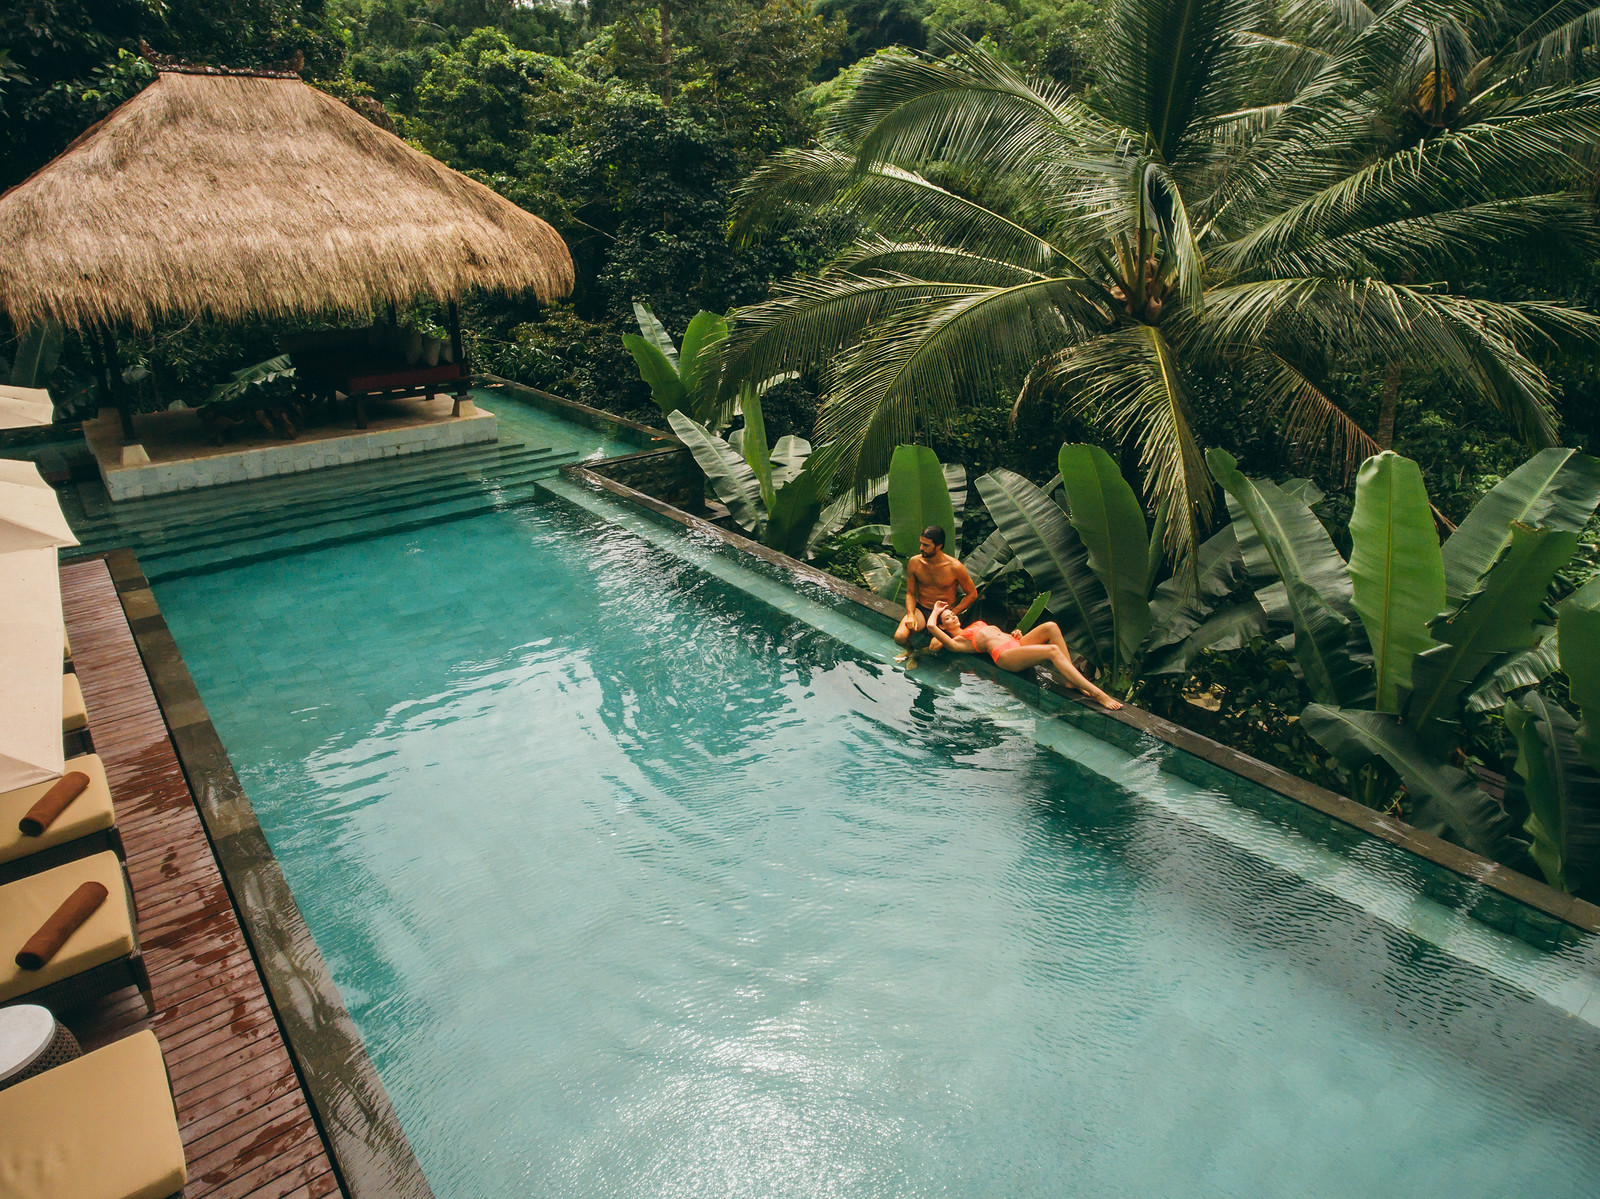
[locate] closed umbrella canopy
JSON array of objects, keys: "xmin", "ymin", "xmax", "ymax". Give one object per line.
[
  {"xmin": 0, "ymin": 547, "xmax": 66, "ymax": 792},
  {"xmin": 0, "ymin": 459, "xmax": 78, "ymax": 553},
  {"xmin": 0, "ymin": 385, "xmax": 53, "ymax": 430}
]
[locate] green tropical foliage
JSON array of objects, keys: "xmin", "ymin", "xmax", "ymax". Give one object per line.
[
  {"xmin": 622, "ymin": 303, "xmax": 729, "ymax": 418},
  {"xmin": 1218, "ymin": 446, "xmax": 1600, "ymax": 890},
  {"xmin": 669, "ymin": 389, "xmax": 887, "ymax": 558},
  {"xmin": 203, "ymin": 354, "xmax": 297, "ymax": 407},
  {"xmin": 720, "ymin": 2, "xmax": 1600, "ymax": 582}
]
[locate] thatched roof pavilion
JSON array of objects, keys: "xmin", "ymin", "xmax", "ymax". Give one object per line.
[{"xmin": 0, "ymin": 69, "xmax": 574, "ymax": 333}]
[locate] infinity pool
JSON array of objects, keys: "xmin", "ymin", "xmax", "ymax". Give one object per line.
[{"xmin": 154, "ymin": 480, "xmax": 1600, "ymax": 1198}]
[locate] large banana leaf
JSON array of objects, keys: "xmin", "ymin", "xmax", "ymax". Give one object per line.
[
  {"xmin": 975, "ymin": 468, "xmax": 1111, "ymax": 667},
  {"xmin": 623, "ymin": 334, "xmax": 687, "ymax": 416},
  {"xmin": 1558, "ymin": 576, "xmax": 1600, "ymax": 771},
  {"xmin": 740, "ymin": 387, "xmax": 775, "ymax": 510},
  {"xmin": 1348, "ymin": 453, "xmax": 1445, "ymax": 714},
  {"xmin": 764, "ymin": 470, "xmax": 823, "ymax": 558},
  {"xmin": 1142, "ymin": 604, "xmax": 1269, "ymax": 675},
  {"xmin": 667, "ymin": 410, "xmax": 768, "ymax": 533},
  {"xmin": 769, "ymin": 434, "xmax": 813, "ymax": 490},
  {"xmin": 631, "ymin": 302, "xmax": 679, "ymax": 369},
  {"xmin": 1146, "ymin": 525, "xmax": 1257, "ymax": 655},
  {"xmin": 1441, "ymin": 449, "xmax": 1600, "ymax": 607},
  {"xmin": 806, "ymin": 474, "xmax": 889, "ymax": 555},
  {"xmin": 1301, "ymin": 705, "xmax": 1529, "ymax": 866},
  {"xmin": 944, "ymin": 463, "xmax": 968, "ymax": 535},
  {"xmin": 861, "ymin": 551, "xmax": 906, "ymax": 600},
  {"xmin": 677, "ymin": 310, "xmax": 728, "ymax": 399},
  {"xmin": 1407, "ymin": 524, "xmax": 1578, "ymax": 754},
  {"xmin": 1465, "ymin": 635, "xmax": 1559, "ymax": 714},
  {"xmin": 888, "ymin": 445, "xmax": 957, "ymax": 555},
  {"xmin": 1208, "ymin": 449, "xmax": 1372, "ymax": 706},
  {"xmin": 964, "ymin": 528, "xmax": 1015, "ymax": 579},
  {"xmin": 1505, "ymin": 691, "xmax": 1600, "ymax": 896},
  {"xmin": 1059, "ymin": 443, "xmax": 1151, "ymax": 670},
  {"xmin": 204, "ymin": 354, "xmax": 296, "ymax": 406}
]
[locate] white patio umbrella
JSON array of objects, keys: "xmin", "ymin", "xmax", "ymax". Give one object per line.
[
  {"xmin": 0, "ymin": 458, "xmax": 77, "ymax": 553},
  {"xmin": 0, "ymin": 385, "xmax": 53, "ymax": 429},
  {"xmin": 0, "ymin": 546, "xmax": 67, "ymax": 791}
]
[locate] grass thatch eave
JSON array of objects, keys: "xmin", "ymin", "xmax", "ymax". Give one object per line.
[{"xmin": 0, "ymin": 71, "xmax": 575, "ymax": 332}]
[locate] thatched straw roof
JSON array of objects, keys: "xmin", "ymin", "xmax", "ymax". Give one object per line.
[{"xmin": 0, "ymin": 70, "xmax": 574, "ymax": 332}]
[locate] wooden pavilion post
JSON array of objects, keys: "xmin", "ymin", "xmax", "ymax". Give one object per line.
[
  {"xmin": 95, "ymin": 325, "xmax": 148, "ymax": 463},
  {"xmin": 447, "ymin": 300, "xmax": 470, "ymax": 417}
]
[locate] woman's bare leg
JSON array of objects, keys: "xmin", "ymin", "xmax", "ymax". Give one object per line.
[
  {"xmin": 1019, "ymin": 622, "xmax": 1069, "ymax": 653},
  {"xmin": 994, "ymin": 644, "xmax": 1123, "ymax": 710}
]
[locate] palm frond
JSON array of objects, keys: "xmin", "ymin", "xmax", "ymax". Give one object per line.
[
  {"xmin": 1022, "ymin": 326, "xmax": 1213, "ymax": 580},
  {"xmin": 811, "ymin": 277, "xmax": 1103, "ymax": 485}
]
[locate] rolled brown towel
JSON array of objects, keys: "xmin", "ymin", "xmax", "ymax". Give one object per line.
[
  {"xmin": 19, "ymin": 772, "xmax": 91, "ymax": 837},
  {"xmin": 16, "ymin": 881, "xmax": 109, "ymax": 970}
]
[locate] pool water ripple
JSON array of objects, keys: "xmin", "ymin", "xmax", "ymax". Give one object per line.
[{"xmin": 154, "ymin": 490, "xmax": 1600, "ymax": 1199}]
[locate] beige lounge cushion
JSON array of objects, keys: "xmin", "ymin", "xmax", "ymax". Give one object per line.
[
  {"xmin": 0, "ymin": 851, "xmax": 134, "ymax": 1003},
  {"xmin": 62, "ymin": 674, "xmax": 87, "ymax": 733},
  {"xmin": 0, "ymin": 1028, "xmax": 186, "ymax": 1199},
  {"xmin": 63, "ymin": 629, "xmax": 72, "ymax": 663},
  {"xmin": 0, "ymin": 755, "xmax": 115, "ymax": 866}
]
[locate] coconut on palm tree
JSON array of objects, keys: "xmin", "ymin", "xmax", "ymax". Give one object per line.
[{"xmin": 717, "ymin": 0, "xmax": 1600, "ymax": 581}]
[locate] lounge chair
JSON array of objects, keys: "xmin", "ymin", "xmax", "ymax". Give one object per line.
[
  {"xmin": 0, "ymin": 851, "xmax": 150, "ymax": 1013},
  {"xmin": 0, "ymin": 755, "xmax": 123, "ymax": 885},
  {"xmin": 0, "ymin": 1028, "xmax": 187, "ymax": 1199},
  {"xmin": 61, "ymin": 673, "xmax": 93, "ymax": 757},
  {"xmin": 62, "ymin": 673, "xmax": 87, "ymax": 734}
]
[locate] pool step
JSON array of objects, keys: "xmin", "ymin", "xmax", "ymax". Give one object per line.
[
  {"xmin": 136, "ymin": 459, "xmax": 566, "ymax": 578},
  {"xmin": 63, "ymin": 438, "xmax": 586, "ymax": 576},
  {"xmin": 63, "ymin": 440, "xmax": 544, "ymax": 547},
  {"xmin": 83, "ymin": 446, "xmax": 567, "ymax": 557}
]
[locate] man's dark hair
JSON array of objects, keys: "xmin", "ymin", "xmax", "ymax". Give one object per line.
[{"xmin": 921, "ymin": 525, "xmax": 946, "ymax": 547}]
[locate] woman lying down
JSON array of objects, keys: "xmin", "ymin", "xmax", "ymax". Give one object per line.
[{"xmin": 922, "ymin": 601, "xmax": 1123, "ymax": 711}]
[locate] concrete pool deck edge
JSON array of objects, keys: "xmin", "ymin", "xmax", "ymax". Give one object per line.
[
  {"xmin": 100, "ymin": 547, "xmax": 436, "ymax": 1199},
  {"xmin": 560, "ymin": 462, "xmax": 1600, "ymax": 939}
]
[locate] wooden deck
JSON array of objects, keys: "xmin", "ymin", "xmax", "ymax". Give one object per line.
[{"xmin": 60, "ymin": 558, "xmax": 342, "ymax": 1199}]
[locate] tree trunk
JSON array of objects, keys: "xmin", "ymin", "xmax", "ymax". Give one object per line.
[
  {"xmin": 659, "ymin": 0, "xmax": 672, "ymax": 101},
  {"xmin": 1377, "ymin": 361, "xmax": 1401, "ymax": 449}
]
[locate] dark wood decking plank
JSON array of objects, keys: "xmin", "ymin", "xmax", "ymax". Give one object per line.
[{"xmin": 60, "ymin": 560, "xmax": 341, "ymax": 1199}]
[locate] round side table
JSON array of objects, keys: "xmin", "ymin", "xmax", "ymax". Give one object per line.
[{"xmin": 0, "ymin": 1005, "xmax": 81, "ymax": 1091}]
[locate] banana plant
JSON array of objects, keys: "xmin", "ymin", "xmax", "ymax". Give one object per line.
[
  {"xmin": 623, "ymin": 303, "xmax": 727, "ymax": 419},
  {"xmin": 668, "ymin": 390, "xmax": 887, "ymax": 560},
  {"xmin": 1216, "ymin": 446, "xmax": 1600, "ymax": 869},
  {"xmin": 972, "ymin": 445, "xmax": 1262, "ymax": 689},
  {"xmin": 1499, "ymin": 577, "xmax": 1600, "ymax": 899}
]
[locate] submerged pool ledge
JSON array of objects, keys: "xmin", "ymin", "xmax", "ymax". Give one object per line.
[
  {"xmin": 101, "ymin": 547, "xmax": 436, "ymax": 1199},
  {"xmin": 560, "ymin": 462, "xmax": 1600, "ymax": 942}
]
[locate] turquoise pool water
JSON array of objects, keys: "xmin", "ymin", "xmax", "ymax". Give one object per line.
[{"xmin": 154, "ymin": 482, "xmax": 1600, "ymax": 1198}]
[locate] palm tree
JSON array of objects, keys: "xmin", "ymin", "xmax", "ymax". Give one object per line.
[{"xmin": 717, "ymin": 0, "xmax": 1600, "ymax": 581}]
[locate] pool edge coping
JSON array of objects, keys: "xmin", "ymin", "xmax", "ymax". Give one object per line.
[
  {"xmin": 100, "ymin": 547, "xmax": 436, "ymax": 1199},
  {"xmin": 559, "ymin": 462, "xmax": 1600, "ymax": 938}
]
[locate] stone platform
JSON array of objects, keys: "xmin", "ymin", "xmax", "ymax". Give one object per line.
[{"xmin": 86, "ymin": 396, "xmax": 497, "ymax": 501}]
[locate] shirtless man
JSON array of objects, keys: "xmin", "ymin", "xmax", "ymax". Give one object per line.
[{"xmin": 894, "ymin": 525, "xmax": 976, "ymax": 657}]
